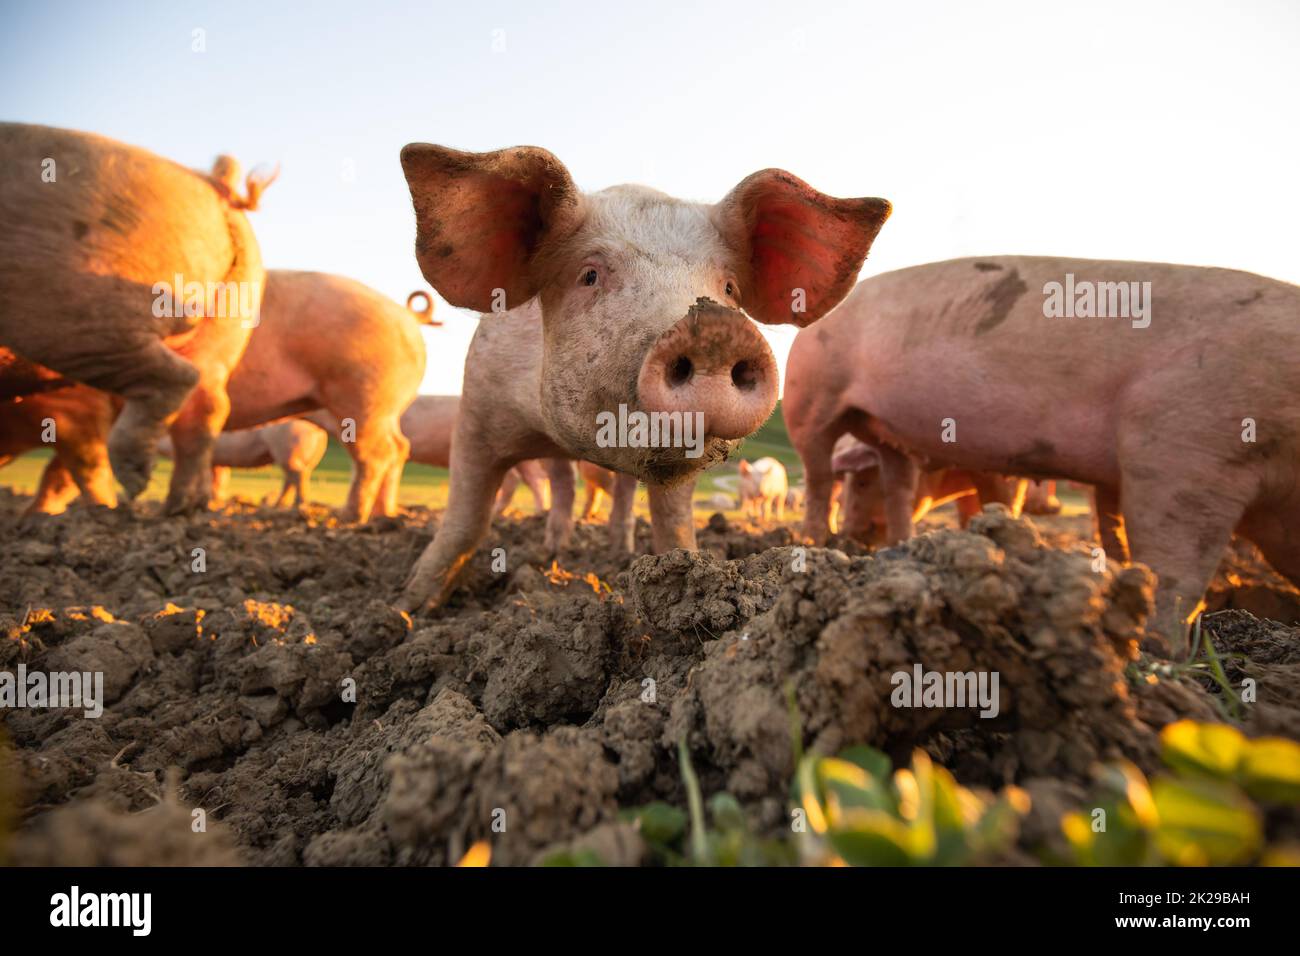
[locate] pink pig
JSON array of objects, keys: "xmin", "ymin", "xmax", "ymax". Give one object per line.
[
  {"xmin": 785, "ymin": 255, "xmax": 1300, "ymax": 648},
  {"xmin": 395, "ymin": 144, "xmax": 890, "ymax": 611}
]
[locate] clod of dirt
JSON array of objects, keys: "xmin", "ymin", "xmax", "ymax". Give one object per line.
[
  {"xmin": 627, "ymin": 546, "xmax": 797, "ymax": 637},
  {"xmin": 9, "ymin": 776, "xmax": 241, "ymax": 866},
  {"xmin": 1202, "ymin": 610, "xmax": 1300, "ymax": 738},
  {"xmin": 665, "ymin": 509, "xmax": 1204, "ymax": 800},
  {"xmin": 468, "ymin": 590, "xmax": 621, "ymax": 730}
]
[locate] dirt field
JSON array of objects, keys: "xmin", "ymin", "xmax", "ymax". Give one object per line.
[{"xmin": 2, "ymin": 487, "xmax": 1298, "ymax": 866}]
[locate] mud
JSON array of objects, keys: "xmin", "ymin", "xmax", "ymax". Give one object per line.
[{"xmin": 2, "ymin": 486, "xmax": 1297, "ymax": 866}]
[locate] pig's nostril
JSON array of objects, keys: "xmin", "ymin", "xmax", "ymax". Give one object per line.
[
  {"xmin": 667, "ymin": 356, "xmax": 694, "ymax": 387},
  {"xmin": 731, "ymin": 360, "xmax": 758, "ymax": 390}
]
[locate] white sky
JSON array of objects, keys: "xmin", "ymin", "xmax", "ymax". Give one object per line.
[{"xmin": 3, "ymin": 0, "xmax": 1297, "ymax": 395}]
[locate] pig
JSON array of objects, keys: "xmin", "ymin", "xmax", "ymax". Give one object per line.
[
  {"xmin": 784, "ymin": 256, "xmax": 1300, "ymax": 648},
  {"xmin": 309, "ymin": 394, "xmax": 554, "ymax": 525},
  {"xmin": 222, "ymin": 271, "xmax": 432, "ymax": 522},
  {"xmin": 0, "ymin": 124, "xmax": 273, "ymax": 512},
  {"xmin": 158, "ymin": 419, "xmax": 327, "ymax": 508},
  {"xmin": 737, "ymin": 457, "xmax": 788, "ymax": 522},
  {"xmin": 396, "ymin": 143, "xmax": 890, "ymax": 610},
  {"xmin": 825, "ymin": 434, "xmax": 1026, "ymax": 542},
  {"xmin": 0, "ymin": 381, "xmax": 120, "ymax": 515}
]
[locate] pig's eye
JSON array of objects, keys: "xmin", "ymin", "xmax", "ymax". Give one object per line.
[
  {"xmin": 578, "ymin": 266, "xmax": 600, "ymax": 287},
  {"xmin": 725, "ymin": 280, "xmax": 739, "ymax": 300}
]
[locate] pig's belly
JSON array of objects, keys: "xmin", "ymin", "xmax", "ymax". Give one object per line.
[{"xmin": 225, "ymin": 361, "xmax": 319, "ymax": 431}]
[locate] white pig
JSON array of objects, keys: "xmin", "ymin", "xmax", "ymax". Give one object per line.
[
  {"xmin": 737, "ymin": 457, "xmax": 788, "ymax": 522},
  {"xmin": 396, "ymin": 143, "xmax": 890, "ymax": 610}
]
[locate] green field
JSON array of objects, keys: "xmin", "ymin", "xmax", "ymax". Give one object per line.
[{"xmin": 0, "ymin": 403, "xmax": 803, "ymax": 515}]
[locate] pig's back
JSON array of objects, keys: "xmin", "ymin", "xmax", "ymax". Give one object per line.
[
  {"xmin": 828, "ymin": 258, "xmax": 1300, "ymax": 485},
  {"xmin": 856, "ymin": 255, "xmax": 1297, "ymax": 359},
  {"xmin": 0, "ymin": 124, "xmax": 237, "ymax": 280}
]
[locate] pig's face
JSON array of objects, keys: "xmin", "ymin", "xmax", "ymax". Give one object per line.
[{"xmin": 401, "ymin": 145, "xmax": 890, "ymax": 485}]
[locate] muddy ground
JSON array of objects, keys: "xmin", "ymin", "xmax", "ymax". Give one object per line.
[{"xmin": 2, "ymin": 487, "xmax": 1298, "ymax": 866}]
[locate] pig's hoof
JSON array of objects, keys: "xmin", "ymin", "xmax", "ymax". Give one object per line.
[
  {"xmin": 395, "ymin": 588, "xmax": 436, "ymax": 615},
  {"xmin": 108, "ymin": 442, "xmax": 154, "ymax": 500},
  {"xmin": 163, "ymin": 486, "xmax": 211, "ymax": 516}
]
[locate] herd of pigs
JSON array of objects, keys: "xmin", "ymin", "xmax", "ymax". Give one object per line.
[{"xmin": 3, "ymin": 122, "xmax": 1300, "ymax": 656}]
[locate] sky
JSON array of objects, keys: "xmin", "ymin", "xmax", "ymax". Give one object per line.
[{"xmin": 3, "ymin": 0, "xmax": 1297, "ymax": 394}]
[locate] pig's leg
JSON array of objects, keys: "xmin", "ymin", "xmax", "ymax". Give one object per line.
[
  {"xmin": 607, "ymin": 472, "xmax": 637, "ymax": 555},
  {"xmin": 775, "ymin": 491, "xmax": 785, "ymax": 522},
  {"xmin": 163, "ymin": 316, "xmax": 253, "ymax": 514},
  {"xmin": 798, "ymin": 430, "xmax": 839, "ymax": 545},
  {"xmin": 210, "ymin": 466, "xmax": 231, "ymax": 505},
  {"xmin": 580, "ymin": 482, "xmax": 599, "ymax": 520},
  {"xmin": 524, "ymin": 466, "xmax": 551, "ymax": 513},
  {"xmin": 28, "ymin": 458, "xmax": 81, "ymax": 515},
  {"xmin": 50, "ymin": 435, "xmax": 118, "ymax": 511},
  {"xmin": 102, "ymin": 340, "xmax": 202, "ymax": 501},
  {"xmin": 340, "ymin": 416, "xmax": 409, "ymax": 523},
  {"xmin": 1093, "ymin": 485, "xmax": 1129, "ymax": 564},
  {"xmin": 543, "ymin": 459, "xmax": 576, "ymax": 553},
  {"xmin": 875, "ymin": 445, "xmax": 919, "ymax": 545},
  {"xmin": 273, "ymin": 467, "xmax": 297, "ymax": 507},
  {"xmin": 399, "ymin": 445, "xmax": 510, "ymax": 612},
  {"xmin": 1119, "ymin": 461, "xmax": 1248, "ymax": 654},
  {"xmin": 494, "ymin": 469, "xmax": 521, "ymax": 517},
  {"xmin": 376, "ymin": 458, "xmax": 404, "ymax": 518},
  {"xmin": 294, "ymin": 465, "xmax": 312, "ymax": 507},
  {"xmin": 839, "ymin": 470, "xmax": 876, "ymax": 542},
  {"xmin": 648, "ymin": 480, "xmax": 696, "ymax": 551},
  {"xmin": 165, "ymin": 378, "xmax": 230, "ymax": 514}
]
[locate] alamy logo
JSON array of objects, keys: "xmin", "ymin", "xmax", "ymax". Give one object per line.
[
  {"xmin": 595, "ymin": 403, "xmax": 704, "ymax": 459},
  {"xmin": 151, "ymin": 275, "xmax": 261, "ymax": 327},
  {"xmin": 0, "ymin": 665, "xmax": 104, "ymax": 718},
  {"xmin": 1042, "ymin": 274, "xmax": 1151, "ymax": 328},
  {"xmin": 890, "ymin": 664, "xmax": 1000, "ymax": 718},
  {"xmin": 50, "ymin": 886, "xmax": 151, "ymax": 936}
]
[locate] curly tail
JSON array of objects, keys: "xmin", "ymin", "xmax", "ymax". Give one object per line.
[
  {"xmin": 406, "ymin": 290, "xmax": 441, "ymax": 326},
  {"xmin": 209, "ymin": 156, "xmax": 280, "ymax": 211}
]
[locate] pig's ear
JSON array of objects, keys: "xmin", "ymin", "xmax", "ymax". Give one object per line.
[
  {"xmin": 400, "ymin": 144, "xmax": 583, "ymax": 313},
  {"xmin": 714, "ymin": 170, "xmax": 891, "ymax": 327}
]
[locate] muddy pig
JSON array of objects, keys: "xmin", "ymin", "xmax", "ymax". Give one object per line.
[
  {"xmin": 223, "ymin": 271, "xmax": 433, "ymax": 522},
  {"xmin": 738, "ymin": 457, "xmax": 788, "ymax": 522},
  {"xmin": 396, "ymin": 143, "xmax": 890, "ymax": 610},
  {"xmin": 158, "ymin": 419, "xmax": 327, "ymax": 508},
  {"xmin": 784, "ymin": 256, "xmax": 1300, "ymax": 648},
  {"xmin": 0, "ymin": 124, "xmax": 275, "ymax": 512}
]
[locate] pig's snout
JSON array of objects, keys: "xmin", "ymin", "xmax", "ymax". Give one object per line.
[{"xmin": 636, "ymin": 299, "xmax": 778, "ymax": 441}]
